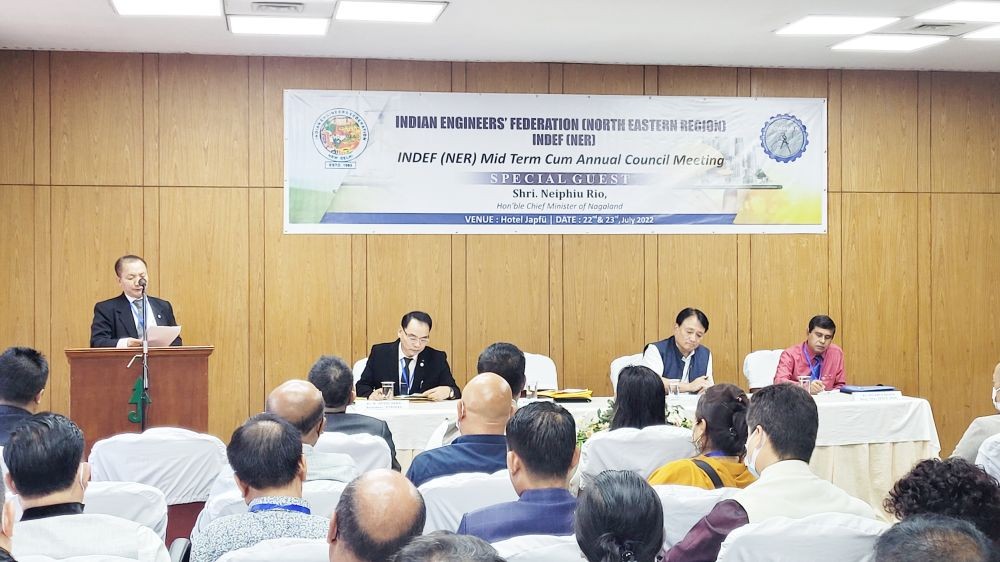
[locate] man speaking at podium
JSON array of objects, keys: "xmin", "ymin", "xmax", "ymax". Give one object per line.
[{"xmin": 90, "ymin": 254, "xmax": 182, "ymax": 348}]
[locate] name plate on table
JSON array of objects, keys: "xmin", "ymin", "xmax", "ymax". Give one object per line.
[
  {"xmin": 355, "ymin": 400, "xmax": 411, "ymax": 410},
  {"xmin": 850, "ymin": 391, "xmax": 903, "ymax": 401}
]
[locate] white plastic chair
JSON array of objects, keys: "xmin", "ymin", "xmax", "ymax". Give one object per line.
[
  {"xmin": 419, "ymin": 470, "xmax": 518, "ymax": 533},
  {"xmin": 975, "ymin": 433, "xmax": 1000, "ymax": 481},
  {"xmin": 352, "ymin": 358, "xmax": 367, "ymax": 384},
  {"xmin": 423, "ymin": 419, "xmax": 455, "ymax": 451},
  {"xmin": 609, "ymin": 353, "xmax": 645, "ymax": 392},
  {"xmin": 216, "ymin": 537, "xmax": 328, "ymax": 562},
  {"xmin": 83, "ymin": 481, "xmax": 169, "ymax": 540},
  {"xmin": 743, "ymin": 350, "xmax": 783, "ymax": 390},
  {"xmin": 653, "ymin": 484, "xmax": 739, "ymax": 549},
  {"xmin": 193, "ymin": 479, "xmax": 346, "ymax": 538},
  {"xmin": 315, "ymin": 431, "xmax": 390, "ymax": 473},
  {"xmin": 492, "ymin": 535, "xmax": 584, "ymax": 562},
  {"xmin": 717, "ymin": 512, "xmax": 888, "ymax": 562},
  {"xmin": 578, "ymin": 425, "xmax": 695, "ymax": 487},
  {"xmin": 524, "ymin": 352, "xmax": 559, "ymax": 390}
]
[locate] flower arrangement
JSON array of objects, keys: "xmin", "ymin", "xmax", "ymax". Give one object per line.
[{"xmin": 576, "ymin": 399, "xmax": 693, "ymax": 446}]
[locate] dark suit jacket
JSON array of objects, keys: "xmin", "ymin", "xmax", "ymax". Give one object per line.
[
  {"xmin": 90, "ymin": 293, "xmax": 182, "ymax": 348},
  {"xmin": 356, "ymin": 340, "xmax": 460, "ymax": 399},
  {"xmin": 324, "ymin": 411, "xmax": 401, "ymax": 471}
]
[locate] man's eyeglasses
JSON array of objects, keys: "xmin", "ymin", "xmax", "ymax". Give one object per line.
[{"xmin": 403, "ymin": 330, "xmax": 430, "ymax": 345}]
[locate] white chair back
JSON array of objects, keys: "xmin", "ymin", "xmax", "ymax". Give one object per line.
[
  {"xmin": 216, "ymin": 538, "xmax": 328, "ymax": 562},
  {"xmin": 609, "ymin": 353, "xmax": 645, "ymax": 392},
  {"xmin": 578, "ymin": 425, "xmax": 695, "ymax": 487},
  {"xmin": 352, "ymin": 358, "xmax": 367, "ymax": 384},
  {"xmin": 315, "ymin": 431, "xmax": 391, "ymax": 473},
  {"xmin": 976, "ymin": 433, "xmax": 1000, "ymax": 481},
  {"xmin": 20, "ymin": 557, "xmax": 141, "ymax": 562},
  {"xmin": 192, "ymin": 479, "xmax": 346, "ymax": 538},
  {"xmin": 83, "ymin": 481, "xmax": 169, "ymax": 540},
  {"xmin": 717, "ymin": 512, "xmax": 888, "ymax": 562},
  {"xmin": 524, "ymin": 352, "xmax": 559, "ymax": 390},
  {"xmin": 423, "ymin": 419, "xmax": 454, "ymax": 451},
  {"xmin": 88, "ymin": 427, "xmax": 227, "ymax": 504},
  {"xmin": 653, "ymin": 484, "xmax": 739, "ymax": 549},
  {"xmin": 492, "ymin": 535, "xmax": 584, "ymax": 562},
  {"xmin": 419, "ymin": 470, "xmax": 518, "ymax": 533},
  {"xmin": 742, "ymin": 350, "xmax": 783, "ymax": 390}
]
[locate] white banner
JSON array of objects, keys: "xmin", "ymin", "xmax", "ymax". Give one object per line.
[{"xmin": 284, "ymin": 90, "xmax": 827, "ymax": 234}]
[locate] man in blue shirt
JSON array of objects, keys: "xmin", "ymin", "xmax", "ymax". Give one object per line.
[
  {"xmin": 406, "ymin": 373, "xmax": 513, "ymax": 487},
  {"xmin": 457, "ymin": 401, "xmax": 579, "ymax": 543}
]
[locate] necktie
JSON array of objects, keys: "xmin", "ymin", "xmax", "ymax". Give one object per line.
[
  {"xmin": 811, "ymin": 355, "xmax": 823, "ymax": 380},
  {"xmin": 401, "ymin": 357, "xmax": 413, "ymax": 394},
  {"xmin": 131, "ymin": 299, "xmax": 145, "ymax": 337}
]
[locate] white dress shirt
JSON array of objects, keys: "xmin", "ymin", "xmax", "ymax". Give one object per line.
[
  {"xmin": 116, "ymin": 295, "xmax": 160, "ymax": 348},
  {"xmin": 397, "ymin": 344, "xmax": 421, "ymax": 394}
]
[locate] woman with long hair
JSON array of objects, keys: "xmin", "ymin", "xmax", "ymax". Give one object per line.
[
  {"xmin": 610, "ymin": 365, "xmax": 666, "ymax": 431},
  {"xmin": 576, "ymin": 470, "xmax": 665, "ymax": 562}
]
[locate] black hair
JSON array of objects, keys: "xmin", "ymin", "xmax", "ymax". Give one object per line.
[
  {"xmin": 675, "ymin": 308, "xmax": 709, "ymax": 332},
  {"xmin": 401, "ymin": 311, "xmax": 433, "ymax": 331},
  {"xmin": 114, "ymin": 254, "xmax": 146, "ymax": 277},
  {"xmin": 308, "ymin": 355, "xmax": 355, "ymax": 409},
  {"xmin": 0, "ymin": 346, "xmax": 49, "ymax": 405},
  {"xmin": 3, "ymin": 412, "xmax": 84, "ymax": 498},
  {"xmin": 694, "ymin": 383, "xmax": 750, "ymax": 457},
  {"xmin": 874, "ymin": 514, "xmax": 994, "ymax": 562},
  {"xmin": 746, "ymin": 383, "xmax": 817, "ymax": 463},
  {"xmin": 477, "ymin": 342, "xmax": 527, "ymax": 397},
  {"xmin": 884, "ymin": 457, "xmax": 1000, "ymax": 543},
  {"xmin": 610, "ymin": 366, "xmax": 665, "ymax": 431},
  {"xmin": 808, "ymin": 315, "xmax": 837, "ymax": 335},
  {"xmin": 336, "ymin": 477, "xmax": 426, "ymax": 562},
  {"xmin": 227, "ymin": 413, "xmax": 303, "ymax": 490},
  {"xmin": 576, "ymin": 470, "xmax": 664, "ymax": 562},
  {"xmin": 391, "ymin": 531, "xmax": 504, "ymax": 562},
  {"xmin": 506, "ymin": 401, "xmax": 576, "ymax": 479}
]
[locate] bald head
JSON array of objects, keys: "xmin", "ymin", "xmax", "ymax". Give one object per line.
[
  {"xmin": 265, "ymin": 379, "xmax": 325, "ymax": 445},
  {"xmin": 329, "ymin": 469, "xmax": 426, "ymax": 562},
  {"xmin": 457, "ymin": 373, "xmax": 513, "ymax": 436}
]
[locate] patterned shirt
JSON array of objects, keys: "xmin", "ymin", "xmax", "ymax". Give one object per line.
[{"xmin": 190, "ymin": 496, "xmax": 329, "ymax": 562}]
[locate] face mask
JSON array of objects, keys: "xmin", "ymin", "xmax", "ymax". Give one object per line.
[
  {"xmin": 744, "ymin": 429, "xmax": 764, "ymax": 478},
  {"xmin": 993, "ymin": 387, "xmax": 1000, "ymax": 413}
]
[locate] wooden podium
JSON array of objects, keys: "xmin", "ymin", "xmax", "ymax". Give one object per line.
[{"xmin": 66, "ymin": 346, "xmax": 213, "ymax": 451}]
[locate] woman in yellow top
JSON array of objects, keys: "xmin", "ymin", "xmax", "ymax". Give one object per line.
[{"xmin": 648, "ymin": 383, "xmax": 756, "ymax": 489}]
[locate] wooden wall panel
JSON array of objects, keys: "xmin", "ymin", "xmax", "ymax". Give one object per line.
[
  {"xmin": 842, "ymin": 71, "xmax": 918, "ymax": 192},
  {"xmin": 930, "ymin": 194, "xmax": 1000, "ymax": 450},
  {"xmin": 365, "ymin": 60, "xmax": 453, "ymax": 92},
  {"xmin": 563, "ymin": 64, "xmax": 644, "ymax": 95},
  {"xmin": 158, "ymin": 187, "xmax": 250, "ymax": 438},
  {"xmin": 0, "ymin": 186, "xmax": 36, "ymax": 349},
  {"xmin": 931, "ymin": 73, "xmax": 1000, "ymax": 193},
  {"xmin": 0, "ymin": 52, "xmax": 34, "ymax": 184},
  {"xmin": 658, "ymin": 66, "xmax": 738, "ymax": 96},
  {"xmin": 466, "ymin": 63, "xmax": 550, "ymax": 94},
  {"xmin": 158, "ymin": 55, "xmax": 250, "ymax": 187},
  {"xmin": 50, "ymin": 52, "xmax": 143, "ymax": 186},
  {"xmin": 842, "ymin": 194, "xmax": 919, "ymax": 394}
]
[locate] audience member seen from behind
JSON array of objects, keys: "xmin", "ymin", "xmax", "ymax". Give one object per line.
[
  {"xmin": 874, "ymin": 514, "xmax": 995, "ymax": 562},
  {"xmin": 643, "ymin": 308, "xmax": 714, "ymax": 394},
  {"xmin": 328, "ymin": 469, "xmax": 425, "ymax": 562},
  {"xmin": 773, "ymin": 315, "xmax": 846, "ymax": 394},
  {"xmin": 5, "ymin": 413, "xmax": 169, "ymax": 562},
  {"xmin": 610, "ymin": 366, "xmax": 666, "ymax": 431},
  {"xmin": 458, "ymin": 401, "xmax": 580, "ymax": 543},
  {"xmin": 406, "ymin": 373, "xmax": 514, "ymax": 487},
  {"xmin": 0, "ymin": 346, "xmax": 48, "ymax": 446},
  {"xmin": 576, "ymin": 470, "xmax": 664, "ymax": 562},
  {"xmin": 666, "ymin": 383, "xmax": 876, "ymax": 562},
  {"xmin": 191, "ymin": 413, "xmax": 330, "ymax": 562},
  {"xmin": 952, "ymin": 361, "xmax": 1000, "ymax": 462},
  {"xmin": 391, "ymin": 531, "xmax": 503, "ymax": 562},
  {"xmin": 0, "ymin": 461, "xmax": 16, "ymax": 562},
  {"xmin": 649, "ymin": 383, "xmax": 754, "ymax": 489},
  {"xmin": 477, "ymin": 342, "xmax": 527, "ymax": 400},
  {"xmin": 884, "ymin": 457, "xmax": 1000, "ymax": 546}
]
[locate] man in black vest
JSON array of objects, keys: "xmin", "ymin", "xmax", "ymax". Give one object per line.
[{"xmin": 643, "ymin": 307, "xmax": 713, "ymax": 394}]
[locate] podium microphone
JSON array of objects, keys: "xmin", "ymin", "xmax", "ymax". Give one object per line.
[{"xmin": 137, "ymin": 278, "xmax": 147, "ymax": 289}]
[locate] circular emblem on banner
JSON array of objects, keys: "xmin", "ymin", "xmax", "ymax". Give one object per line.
[
  {"xmin": 760, "ymin": 114, "xmax": 808, "ymax": 163},
  {"xmin": 313, "ymin": 109, "xmax": 370, "ymax": 168}
]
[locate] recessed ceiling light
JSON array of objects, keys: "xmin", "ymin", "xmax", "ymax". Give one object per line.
[
  {"xmin": 775, "ymin": 15, "xmax": 900, "ymax": 35},
  {"xmin": 334, "ymin": 1, "xmax": 447, "ymax": 23},
  {"xmin": 228, "ymin": 15, "xmax": 330, "ymax": 35},
  {"xmin": 915, "ymin": 1, "xmax": 1000, "ymax": 22},
  {"xmin": 111, "ymin": 0, "xmax": 221, "ymax": 17},
  {"xmin": 832, "ymin": 34, "xmax": 950, "ymax": 51},
  {"xmin": 964, "ymin": 23, "xmax": 1000, "ymax": 37}
]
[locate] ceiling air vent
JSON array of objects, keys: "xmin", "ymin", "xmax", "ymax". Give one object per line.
[{"xmin": 251, "ymin": 2, "xmax": 305, "ymax": 14}]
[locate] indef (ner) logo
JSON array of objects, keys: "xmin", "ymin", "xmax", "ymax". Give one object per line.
[{"xmin": 312, "ymin": 108, "xmax": 370, "ymax": 169}]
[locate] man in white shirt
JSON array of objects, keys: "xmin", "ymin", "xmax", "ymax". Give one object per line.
[
  {"xmin": 952, "ymin": 362, "xmax": 1000, "ymax": 462},
  {"xmin": 90, "ymin": 254, "xmax": 182, "ymax": 348},
  {"xmin": 5, "ymin": 413, "xmax": 169, "ymax": 562}
]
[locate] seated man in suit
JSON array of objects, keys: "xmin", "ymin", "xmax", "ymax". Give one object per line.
[
  {"xmin": 356, "ymin": 311, "xmax": 459, "ymax": 402},
  {"xmin": 0, "ymin": 346, "xmax": 48, "ymax": 446},
  {"xmin": 90, "ymin": 254, "xmax": 182, "ymax": 348},
  {"xmin": 952, "ymin": 361, "xmax": 1000, "ymax": 462},
  {"xmin": 406, "ymin": 373, "xmax": 513, "ymax": 487},
  {"xmin": 308, "ymin": 355, "xmax": 400, "ymax": 471},
  {"xmin": 5, "ymin": 413, "xmax": 170, "ymax": 562},
  {"xmin": 458, "ymin": 401, "xmax": 579, "ymax": 543},
  {"xmin": 773, "ymin": 314, "xmax": 845, "ymax": 394},
  {"xmin": 327, "ymin": 470, "xmax": 425, "ymax": 562}
]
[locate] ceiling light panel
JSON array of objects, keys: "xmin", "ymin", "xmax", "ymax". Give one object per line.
[
  {"xmin": 915, "ymin": 1, "xmax": 1000, "ymax": 22},
  {"xmin": 832, "ymin": 34, "xmax": 950, "ymax": 51},
  {"xmin": 964, "ymin": 23, "xmax": 1000, "ymax": 37},
  {"xmin": 776, "ymin": 15, "xmax": 900, "ymax": 35},
  {"xmin": 334, "ymin": 1, "xmax": 447, "ymax": 23},
  {"xmin": 111, "ymin": 0, "xmax": 222, "ymax": 16}
]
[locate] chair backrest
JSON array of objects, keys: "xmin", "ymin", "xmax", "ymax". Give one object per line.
[
  {"xmin": 20, "ymin": 557, "xmax": 141, "ymax": 562},
  {"xmin": 216, "ymin": 538, "xmax": 328, "ymax": 562},
  {"xmin": 976, "ymin": 433, "xmax": 1000, "ymax": 481},
  {"xmin": 524, "ymin": 352, "xmax": 559, "ymax": 390},
  {"xmin": 315, "ymin": 431, "xmax": 391, "ymax": 473},
  {"xmin": 419, "ymin": 470, "xmax": 518, "ymax": 533},
  {"xmin": 653, "ymin": 484, "xmax": 740, "ymax": 549},
  {"xmin": 423, "ymin": 419, "xmax": 455, "ymax": 451},
  {"xmin": 742, "ymin": 350, "xmax": 783, "ymax": 390},
  {"xmin": 609, "ymin": 353, "xmax": 645, "ymax": 392},
  {"xmin": 352, "ymin": 358, "xmax": 367, "ymax": 384},
  {"xmin": 717, "ymin": 512, "xmax": 888, "ymax": 562},
  {"xmin": 492, "ymin": 535, "xmax": 584, "ymax": 562},
  {"xmin": 83, "ymin": 481, "xmax": 169, "ymax": 540},
  {"xmin": 578, "ymin": 425, "xmax": 695, "ymax": 487},
  {"xmin": 193, "ymin": 480, "xmax": 346, "ymax": 538},
  {"xmin": 89, "ymin": 427, "xmax": 227, "ymax": 504}
]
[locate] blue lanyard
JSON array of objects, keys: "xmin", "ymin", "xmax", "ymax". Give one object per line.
[
  {"xmin": 249, "ymin": 503, "xmax": 311, "ymax": 515},
  {"xmin": 801, "ymin": 343, "xmax": 822, "ymax": 380},
  {"xmin": 703, "ymin": 451, "xmax": 728, "ymax": 458}
]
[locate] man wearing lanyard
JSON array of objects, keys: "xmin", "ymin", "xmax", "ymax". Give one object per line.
[{"xmin": 773, "ymin": 315, "xmax": 846, "ymax": 395}]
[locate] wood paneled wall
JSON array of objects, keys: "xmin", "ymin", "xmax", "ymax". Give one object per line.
[{"xmin": 1, "ymin": 51, "xmax": 998, "ymax": 452}]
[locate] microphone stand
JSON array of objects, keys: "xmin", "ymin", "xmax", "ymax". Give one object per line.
[{"xmin": 127, "ymin": 282, "xmax": 152, "ymax": 432}]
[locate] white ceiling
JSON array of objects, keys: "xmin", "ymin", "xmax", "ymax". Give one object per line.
[{"xmin": 2, "ymin": 0, "xmax": 1000, "ymax": 71}]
